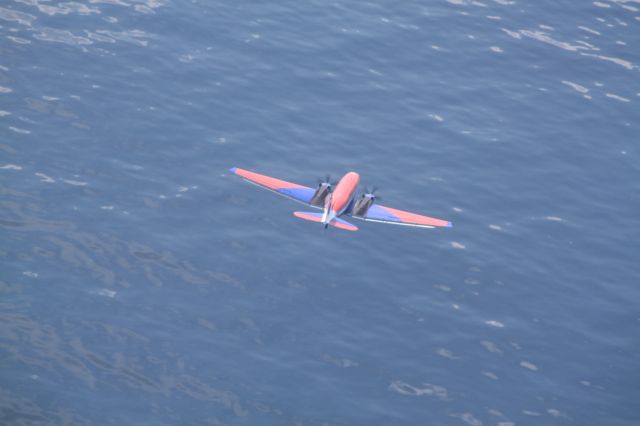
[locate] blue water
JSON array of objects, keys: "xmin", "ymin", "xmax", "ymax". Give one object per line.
[{"xmin": 1, "ymin": 1, "xmax": 639, "ymax": 425}]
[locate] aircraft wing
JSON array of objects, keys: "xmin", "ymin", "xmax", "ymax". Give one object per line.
[
  {"xmin": 229, "ymin": 167, "xmax": 319, "ymax": 208},
  {"xmin": 351, "ymin": 204, "xmax": 452, "ymax": 229}
]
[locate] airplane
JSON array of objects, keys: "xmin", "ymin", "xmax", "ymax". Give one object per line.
[{"xmin": 229, "ymin": 167, "xmax": 453, "ymax": 232}]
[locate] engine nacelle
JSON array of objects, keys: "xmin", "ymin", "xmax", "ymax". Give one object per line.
[
  {"xmin": 310, "ymin": 183, "xmax": 332, "ymax": 207},
  {"xmin": 352, "ymin": 194, "xmax": 375, "ymax": 217}
]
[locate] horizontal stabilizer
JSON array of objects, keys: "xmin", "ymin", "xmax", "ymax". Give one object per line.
[
  {"xmin": 293, "ymin": 212, "xmax": 358, "ymax": 231},
  {"xmin": 293, "ymin": 211, "xmax": 323, "ymax": 223}
]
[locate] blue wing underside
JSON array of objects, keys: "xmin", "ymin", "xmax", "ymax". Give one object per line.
[{"xmin": 230, "ymin": 167, "xmax": 319, "ymax": 208}]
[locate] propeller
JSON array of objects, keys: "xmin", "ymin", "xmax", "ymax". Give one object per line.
[
  {"xmin": 362, "ymin": 186, "xmax": 382, "ymax": 201},
  {"xmin": 317, "ymin": 174, "xmax": 336, "ymax": 191},
  {"xmin": 317, "ymin": 174, "xmax": 332, "ymax": 184}
]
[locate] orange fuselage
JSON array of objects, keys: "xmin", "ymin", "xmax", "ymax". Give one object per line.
[{"xmin": 328, "ymin": 172, "xmax": 360, "ymax": 214}]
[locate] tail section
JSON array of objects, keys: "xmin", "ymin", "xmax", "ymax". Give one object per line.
[
  {"xmin": 293, "ymin": 211, "xmax": 323, "ymax": 223},
  {"xmin": 293, "ymin": 212, "xmax": 358, "ymax": 231},
  {"xmin": 329, "ymin": 217, "xmax": 359, "ymax": 231}
]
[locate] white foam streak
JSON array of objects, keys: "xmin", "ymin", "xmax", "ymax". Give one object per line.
[
  {"xmin": 1, "ymin": 164, "xmax": 23, "ymax": 170},
  {"xmin": 561, "ymin": 80, "xmax": 589, "ymax": 94},
  {"xmin": 580, "ymin": 53, "xmax": 636, "ymax": 70}
]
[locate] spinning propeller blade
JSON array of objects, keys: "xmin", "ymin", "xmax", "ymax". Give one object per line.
[{"xmin": 362, "ymin": 186, "xmax": 382, "ymax": 201}]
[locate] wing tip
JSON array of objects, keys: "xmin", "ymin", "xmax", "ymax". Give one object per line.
[
  {"xmin": 447, "ymin": 221, "xmax": 453, "ymax": 228},
  {"xmin": 229, "ymin": 166, "xmax": 238, "ymax": 174}
]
